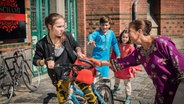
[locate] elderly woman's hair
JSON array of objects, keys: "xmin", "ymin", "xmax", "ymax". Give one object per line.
[{"xmin": 129, "ymin": 20, "xmax": 152, "ymax": 36}]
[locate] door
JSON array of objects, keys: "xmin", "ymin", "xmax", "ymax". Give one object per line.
[
  {"xmin": 65, "ymin": 0, "xmax": 78, "ymax": 40},
  {"xmin": 30, "ymin": 0, "xmax": 49, "ymax": 75}
]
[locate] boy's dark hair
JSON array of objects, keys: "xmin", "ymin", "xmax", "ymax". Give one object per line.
[
  {"xmin": 119, "ymin": 29, "xmax": 131, "ymax": 44},
  {"xmin": 99, "ymin": 16, "xmax": 111, "ymax": 24}
]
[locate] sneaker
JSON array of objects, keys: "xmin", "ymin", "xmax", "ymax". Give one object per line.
[
  {"xmin": 112, "ymin": 86, "xmax": 120, "ymax": 94},
  {"xmin": 125, "ymin": 96, "xmax": 131, "ymax": 104}
]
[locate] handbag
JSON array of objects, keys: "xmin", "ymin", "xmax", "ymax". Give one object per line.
[{"xmin": 69, "ymin": 58, "xmax": 97, "ymax": 85}]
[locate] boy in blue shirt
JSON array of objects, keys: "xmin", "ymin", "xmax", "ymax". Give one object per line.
[{"xmin": 88, "ymin": 16, "xmax": 120, "ymax": 77}]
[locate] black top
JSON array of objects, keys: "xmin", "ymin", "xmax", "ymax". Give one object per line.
[{"xmin": 33, "ymin": 32, "xmax": 80, "ymax": 84}]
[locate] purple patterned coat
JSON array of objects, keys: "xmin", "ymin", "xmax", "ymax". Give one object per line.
[{"xmin": 116, "ymin": 36, "xmax": 184, "ymax": 104}]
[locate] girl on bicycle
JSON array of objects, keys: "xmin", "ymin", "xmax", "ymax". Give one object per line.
[
  {"xmin": 110, "ymin": 29, "xmax": 142, "ymax": 104},
  {"xmin": 33, "ymin": 13, "xmax": 98, "ymax": 104}
]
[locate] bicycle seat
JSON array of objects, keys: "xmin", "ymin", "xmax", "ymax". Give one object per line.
[
  {"xmin": 100, "ymin": 78, "xmax": 110, "ymax": 83},
  {"xmin": 96, "ymin": 77, "xmax": 110, "ymax": 83}
]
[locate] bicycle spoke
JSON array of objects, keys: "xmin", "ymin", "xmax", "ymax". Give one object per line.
[{"xmin": 96, "ymin": 84, "xmax": 113, "ymax": 104}]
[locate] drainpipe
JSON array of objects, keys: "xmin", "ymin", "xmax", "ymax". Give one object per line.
[
  {"xmin": 132, "ymin": 0, "xmax": 139, "ymax": 48},
  {"xmin": 132, "ymin": 0, "xmax": 139, "ymax": 20}
]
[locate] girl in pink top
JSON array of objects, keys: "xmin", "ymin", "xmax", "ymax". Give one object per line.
[{"xmin": 110, "ymin": 29, "xmax": 142, "ymax": 104}]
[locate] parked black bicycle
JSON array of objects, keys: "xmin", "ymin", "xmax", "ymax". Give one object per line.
[
  {"xmin": 0, "ymin": 47, "xmax": 41, "ymax": 104},
  {"xmin": 13, "ymin": 47, "xmax": 41, "ymax": 91}
]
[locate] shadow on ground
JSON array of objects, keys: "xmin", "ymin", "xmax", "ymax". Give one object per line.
[{"xmin": 43, "ymin": 93, "xmax": 57, "ymax": 104}]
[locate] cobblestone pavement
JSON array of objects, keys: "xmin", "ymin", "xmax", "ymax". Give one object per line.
[
  {"xmin": 112, "ymin": 67, "xmax": 156, "ymax": 104},
  {"xmin": 9, "ymin": 67, "xmax": 156, "ymax": 104}
]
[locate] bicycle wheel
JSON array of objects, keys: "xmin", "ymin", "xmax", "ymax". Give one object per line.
[
  {"xmin": 96, "ymin": 84, "xmax": 114, "ymax": 104},
  {"xmin": 0, "ymin": 67, "xmax": 14, "ymax": 104},
  {"xmin": 21, "ymin": 60, "xmax": 40, "ymax": 91}
]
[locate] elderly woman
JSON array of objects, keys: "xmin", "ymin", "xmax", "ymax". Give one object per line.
[{"xmin": 103, "ymin": 20, "xmax": 184, "ymax": 104}]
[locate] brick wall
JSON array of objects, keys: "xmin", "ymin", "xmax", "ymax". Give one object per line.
[
  {"xmin": 159, "ymin": 0, "xmax": 184, "ymax": 51},
  {"xmin": 77, "ymin": 0, "xmax": 184, "ymax": 55},
  {"xmin": 160, "ymin": 0, "xmax": 184, "ymax": 37},
  {"xmin": 85, "ymin": 0, "xmax": 121, "ymax": 36},
  {"xmin": 77, "ymin": 0, "xmax": 87, "ymax": 54}
]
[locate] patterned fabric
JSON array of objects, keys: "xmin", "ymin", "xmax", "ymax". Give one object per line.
[
  {"xmin": 115, "ymin": 36, "xmax": 184, "ymax": 104},
  {"xmin": 88, "ymin": 30, "xmax": 120, "ymax": 77}
]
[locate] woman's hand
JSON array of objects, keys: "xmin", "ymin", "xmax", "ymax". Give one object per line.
[
  {"xmin": 47, "ymin": 60, "xmax": 55, "ymax": 69},
  {"xmin": 116, "ymin": 56, "xmax": 120, "ymax": 58},
  {"xmin": 39, "ymin": 59, "xmax": 45, "ymax": 66},
  {"xmin": 101, "ymin": 61, "xmax": 110, "ymax": 66},
  {"xmin": 77, "ymin": 51, "xmax": 85, "ymax": 58},
  {"xmin": 76, "ymin": 47, "xmax": 85, "ymax": 58},
  {"xmin": 88, "ymin": 58, "xmax": 102, "ymax": 66},
  {"xmin": 110, "ymin": 59, "xmax": 120, "ymax": 72}
]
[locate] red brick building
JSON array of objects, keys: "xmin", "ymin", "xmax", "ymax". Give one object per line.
[{"xmin": 77, "ymin": 0, "xmax": 184, "ymax": 54}]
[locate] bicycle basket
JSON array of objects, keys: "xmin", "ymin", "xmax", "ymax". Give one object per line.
[{"xmin": 70, "ymin": 58, "xmax": 96, "ymax": 84}]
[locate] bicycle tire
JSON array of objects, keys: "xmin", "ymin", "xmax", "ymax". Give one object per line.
[
  {"xmin": 21, "ymin": 60, "xmax": 40, "ymax": 91},
  {"xmin": 73, "ymin": 93, "xmax": 87, "ymax": 104},
  {"xmin": 0, "ymin": 68, "xmax": 14, "ymax": 104},
  {"xmin": 64, "ymin": 100, "xmax": 75, "ymax": 104},
  {"xmin": 96, "ymin": 84, "xmax": 114, "ymax": 104}
]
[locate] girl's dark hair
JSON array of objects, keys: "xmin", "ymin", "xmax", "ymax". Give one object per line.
[
  {"xmin": 45, "ymin": 13, "xmax": 65, "ymax": 29},
  {"xmin": 119, "ymin": 29, "xmax": 131, "ymax": 44},
  {"xmin": 99, "ymin": 16, "xmax": 111, "ymax": 24},
  {"xmin": 129, "ymin": 20, "xmax": 152, "ymax": 36}
]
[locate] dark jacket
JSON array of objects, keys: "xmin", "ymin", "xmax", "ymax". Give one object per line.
[{"xmin": 33, "ymin": 32, "xmax": 79, "ymax": 84}]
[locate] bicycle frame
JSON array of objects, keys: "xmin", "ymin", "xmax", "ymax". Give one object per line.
[
  {"xmin": 92, "ymin": 83, "xmax": 107, "ymax": 104},
  {"xmin": 13, "ymin": 48, "xmax": 40, "ymax": 91},
  {"xmin": 3, "ymin": 55, "xmax": 22, "ymax": 83},
  {"xmin": 65, "ymin": 82, "xmax": 107, "ymax": 104},
  {"xmin": 1, "ymin": 48, "xmax": 34, "ymax": 83},
  {"xmin": 65, "ymin": 76, "xmax": 110, "ymax": 104},
  {"xmin": 56, "ymin": 58, "xmax": 113, "ymax": 104}
]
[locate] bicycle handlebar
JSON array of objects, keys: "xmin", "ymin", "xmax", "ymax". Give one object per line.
[
  {"xmin": 13, "ymin": 47, "xmax": 35, "ymax": 57},
  {"xmin": 55, "ymin": 58, "xmax": 94, "ymax": 71},
  {"xmin": 53, "ymin": 58, "xmax": 95, "ymax": 81},
  {"xmin": 15, "ymin": 47, "xmax": 34, "ymax": 53}
]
